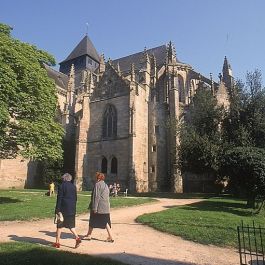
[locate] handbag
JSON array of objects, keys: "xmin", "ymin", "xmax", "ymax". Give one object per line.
[{"xmin": 54, "ymin": 212, "xmax": 64, "ymax": 224}]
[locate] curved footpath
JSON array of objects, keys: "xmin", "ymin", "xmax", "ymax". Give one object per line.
[{"xmin": 0, "ymin": 198, "xmax": 239, "ymax": 265}]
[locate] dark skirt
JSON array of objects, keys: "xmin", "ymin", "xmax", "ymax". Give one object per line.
[
  {"xmin": 57, "ymin": 214, "xmax": 75, "ymax": 229},
  {"xmin": 89, "ymin": 211, "xmax": 111, "ymax": 229}
]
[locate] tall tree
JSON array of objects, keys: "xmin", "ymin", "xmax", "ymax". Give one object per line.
[
  {"xmin": 244, "ymin": 70, "xmax": 265, "ymax": 148},
  {"xmin": 0, "ymin": 23, "xmax": 64, "ymax": 160},
  {"xmin": 179, "ymin": 87, "xmax": 223, "ymax": 174},
  {"xmin": 223, "ymin": 70, "xmax": 265, "ymax": 148},
  {"xmin": 221, "ymin": 70, "xmax": 265, "ymax": 206}
]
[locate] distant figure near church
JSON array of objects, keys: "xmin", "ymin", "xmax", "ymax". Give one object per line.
[{"xmin": 49, "ymin": 182, "xmax": 55, "ymax": 196}]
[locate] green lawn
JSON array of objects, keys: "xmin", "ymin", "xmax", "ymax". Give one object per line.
[
  {"xmin": 0, "ymin": 189, "xmax": 156, "ymax": 221},
  {"xmin": 0, "ymin": 242, "xmax": 128, "ymax": 265},
  {"xmin": 137, "ymin": 196, "xmax": 265, "ymax": 248}
]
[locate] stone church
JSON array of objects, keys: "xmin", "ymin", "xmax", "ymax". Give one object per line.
[{"xmin": 0, "ymin": 34, "xmax": 233, "ymax": 192}]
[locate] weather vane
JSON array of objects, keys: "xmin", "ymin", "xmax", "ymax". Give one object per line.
[{"xmin": 85, "ymin": 22, "xmax": 89, "ymax": 36}]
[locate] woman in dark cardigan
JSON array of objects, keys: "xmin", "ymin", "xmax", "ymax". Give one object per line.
[
  {"xmin": 84, "ymin": 172, "xmax": 114, "ymax": 242},
  {"xmin": 53, "ymin": 173, "xmax": 81, "ymax": 248}
]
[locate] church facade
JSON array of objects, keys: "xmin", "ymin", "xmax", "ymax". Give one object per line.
[{"xmin": 0, "ymin": 35, "xmax": 233, "ymax": 191}]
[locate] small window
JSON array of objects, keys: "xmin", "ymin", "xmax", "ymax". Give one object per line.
[
  {"xmin": 101, "ymin": 157, "xmax": 107, "ymax": 173},
  {"xmin": 111, "ymin": 157, "xmax": 118, "ymax": 174},
  {"xmin": 102, "ymin": 105, "xmax": 117, "ymax": 138},
  {"xmin": 150, "ymin": 166, "xmax": 155, "ymax": 173},
  {"xmin": 155, "ymin": 125, "xmax": 160, "ymax": 135},
  {"xmin": 152, "ymin": 145, "xmax": 157, "ymax": 152}
]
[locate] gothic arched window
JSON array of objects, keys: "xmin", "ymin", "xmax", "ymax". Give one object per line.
[
  {"xmin": 111, "ymin": 157, "xmax": 118, "ymax": 174},
  {"xmin": 102, "ymin": 104, "xmax": 117, "ymax": 138},
  {"xmin": 178, "ymin": 74, "xmax": 185, "ymax": 103},
  {"xmin": 101, "ymin": 156, "xmax": 107, "ymax": 173}
]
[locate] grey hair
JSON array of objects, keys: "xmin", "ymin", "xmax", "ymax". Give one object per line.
[{"xmin": 62, "ymin": 173, "xmax": 72, "ymax": 182}]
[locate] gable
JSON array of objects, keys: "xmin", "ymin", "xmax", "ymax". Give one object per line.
[{"xmin": 91, "ymin": 64, "xmax": 130, "ymax": 100}]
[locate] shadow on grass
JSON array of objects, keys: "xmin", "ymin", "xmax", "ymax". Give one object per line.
[
  {"xmin": 180, "ymin": 199, "xmax": 251, "ymax": 217},
  {"xmin": 0, "ymin": 197, "xmax": 22, "ymax": 204},
  {"xmin": 0, "ymin": 242, "xmax": 198, "ymax": 265}
]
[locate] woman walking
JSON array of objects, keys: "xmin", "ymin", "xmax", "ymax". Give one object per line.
[
  {"xmin": 53, "ymin": 173, "xmax": 82, "ymax": 248},
  {"xmin": 84, "ymin": 172, "xmax": 114, "ymax": 242}
]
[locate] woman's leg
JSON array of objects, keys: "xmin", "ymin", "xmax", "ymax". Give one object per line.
[
  {"xmin": 85, "ymin": 226, "xmax": 93, "ymax": 239},
  {"xmin": 55, "ymin": 227, "xmax": 62, "ymax": 244},
  {"xmin": 69, "ymin": 228, "xmax": 79, "ymax": 239},
  {"xmin": 70, "ymin": 228, "xmax": 82, "ymax": 248},
  {"xmin": 106, "ymin": 223, "xmax": 114, "ymax": 241}
]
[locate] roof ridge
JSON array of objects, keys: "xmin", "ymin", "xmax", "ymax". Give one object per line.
[
  {"xmin": 44, "ymin": 63, "xmax": 69, "ymax": 78},
  {"xmin": 113, "ymin": 44, "xmax": 166, "ymax": 61}
]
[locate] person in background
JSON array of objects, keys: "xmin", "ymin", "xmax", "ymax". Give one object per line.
[
  {"xmin": 112, "ymin": 183, "xmax": 117, "ymax": 197},
  {"xmin": 116, "ymin": 183, "xmax": 121, "ymax": 194},
  {"xmin": 49, "ymin": 181, "xmax": 55, "ymax": 196},
  {"xmin": 53, "ymin": 173, "xmax": 82, "ymax": 248},
  {"xmin": 109, "ymin": 184, "xmax": 113, "ymax": 196},
  {"xmin": 84, "ymin": 172, "xmax": 114, "ymax": 242}
]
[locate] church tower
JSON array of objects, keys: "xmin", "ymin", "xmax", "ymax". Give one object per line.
[
  {"xmin": 59, "ymin": 35, "xmax": 100, "ymax": 75},
  {"xmin": 222, "ymin": 56, "xmax": 234, "ymax": 90}
]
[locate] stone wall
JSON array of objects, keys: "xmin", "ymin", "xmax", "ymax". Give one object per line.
[
  {"xmin": 83, "ymin": 95, "xmax": 130, "ymax": 190},
  {"xmin": 132, "ymin": 85, "xmax": 149, "ymax": 192},
  {"xmin": 0, "ymin": 157, "xmax": 38, "ymax": 189},
  {"xmin": 148, "ymin": 79, "xmax": 169, "ymax": 191},
  {"xmin": 182, "ymin": 171, "xmax": 217, "ymax": 193}
]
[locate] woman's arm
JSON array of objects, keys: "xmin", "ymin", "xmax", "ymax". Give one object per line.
[
  {"xmin": 92, "ymin": 182, "xmax": 100, "ymax": 213},
  {"xmin": 55, "ymin": 184, "xmax": 63, "ymax": 213}
]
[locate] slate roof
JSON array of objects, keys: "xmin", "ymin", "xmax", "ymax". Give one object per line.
[
  {"xmin": 61, "ymin": 35, "xmax": 100, "ymax": 63},
  {"xmin": 44, "ymin": 64, "xmax": 69, "ymax": 89},
  {"xmin": 112, "ymin": 45, "xmax": 186, "ymax": 73}
]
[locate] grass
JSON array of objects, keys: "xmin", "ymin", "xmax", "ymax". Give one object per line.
[
  {"xmin": 132, "ymin": 192, "xmax": 215, "ymax": 199},
  {"xmin": 137, "ymin": 196, "xmax": 265, "ymax": 248},
  {"xmin": 0, "ymin": 242, "xmax": 128, "ymax": 265},
  {"xmin": 0, "ymin": 189, "xmax": 156, "ymax": 221}
]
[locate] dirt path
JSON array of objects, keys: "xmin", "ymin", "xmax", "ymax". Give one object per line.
[{"xmin": 0, "ymin": 198, "xmax": 239, "ymax": 265}]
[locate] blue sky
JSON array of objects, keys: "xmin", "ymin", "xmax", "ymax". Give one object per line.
[{"xmin": 1, "ymin": 0, "xmax": 265, "ymax": 82}]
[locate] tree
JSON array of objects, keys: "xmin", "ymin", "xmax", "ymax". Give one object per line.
[
  {"xmin": 223, "ymin": 70, "xmax": 265, "ymax": 148},
  {"xmin": 244, "ymin": 70, "xmax": 265, "ymax": 148},
  {"xmin": 0, "ymin": 23, "xmax": 64, "ymax": 160},
  {"xmin": 179, "ymin": 87, "xmax": 223, "ymax": 175},
  {"xmin": 221, "ymin": 70, "xmax": 265, "ymax": 206},
  {"xmin": 220, "ymin": 147, "xmax": 265, "ymax": 207},
  {"xmin": 187, "ymin": 87, "xmax": 224, "ymax": 138}
]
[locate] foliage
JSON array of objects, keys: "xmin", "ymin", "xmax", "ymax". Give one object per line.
[
  {"xmin": 186, "ymin": 87, "xmax": 224, "ymax": 138},
  {"xmin": 223, "ymin": 70, "xmax": 265, "ymax": 148},
  {"xmin": 244, "ymin": 70, "xmax": 265, "ymax": 148},
  {"xmin": 220, "ymin": 147, "xmax": 265, "ymax": 207},
  {"xmin": 0, "ymin": 23, "xmax": 12, "ymax": 36},
  {"xmin": 221, "ymin": 70, "xmax": 265, "ymax": 205},
  {"xmin": 39, "ymin": 160, "xmax": 64, "ymax": 186},
  {"xmin": 0, "ymin": 23, "xmax": 64, "ymax": 160},
  {"xmin": 179, "ymin": 127, "xmax": 220, "ymax": 174},
  {"xmin": 179, "ymin": 87, "xmax": 223, "ymax": 175}
]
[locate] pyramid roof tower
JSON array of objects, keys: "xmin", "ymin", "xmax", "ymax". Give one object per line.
[{"xmin": 59, "ymin": 35, "xmax": 100, "ymax": 75}]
